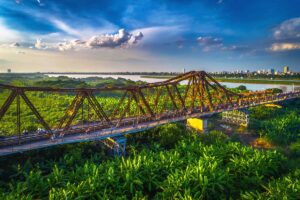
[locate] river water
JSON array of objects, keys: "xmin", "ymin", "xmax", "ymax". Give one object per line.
[{"xmin": 46, "ymin": 74, "xmax": 297, "ymax": 92}]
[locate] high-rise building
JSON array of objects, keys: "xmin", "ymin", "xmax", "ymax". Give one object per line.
[
  {"xmin": 269, "ymin": 69, "xmax": 275, "ymax": 75},
  {"xmin": 283, "ymin": 66, "xmax": 289, "ymax": 74},
  {"xmin": 183, "ymin": 68, "xmax": 186, "ymax": 73}
]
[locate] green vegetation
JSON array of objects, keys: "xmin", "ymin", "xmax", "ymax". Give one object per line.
[
  {"xmin": 0, "ymin": 74, "xmax": 246, "ymax": 136},
  {"xmin": 215, "ymin": 78, "xmax": 300, "ymax": 86},
  {"xmin": 1, "ymin": 124, "xmax": 299, "ymax": 199},
  {"xmin": 249, "ymin": 99, "xmax": 300, "ymax": 146},
  {"xmin": 0, "ymin": 73, "xmax": 144, "ymax": 88},
  {"xmin": 0, "ymin": 74, "xmax": 299, "ymax": 199},
  {"xmin": 0, "ymin": 74, "xmax": 146, "ymax": 135},
  {"xmin": 212, "ymin": 73, "xmax": 300, "ymax": 80}
]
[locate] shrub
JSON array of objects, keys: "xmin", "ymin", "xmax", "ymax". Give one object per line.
[{"xmin": 261, "ymin": 112, "xmax": 300, "ymax": 145}]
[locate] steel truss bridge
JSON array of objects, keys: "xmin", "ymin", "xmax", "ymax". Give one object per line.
[{"xmin": 0, "ymin": 71, "xmax": 299, "ymax": 156}]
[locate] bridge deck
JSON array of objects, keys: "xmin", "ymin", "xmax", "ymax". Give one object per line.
[
  {"xmin": 0, "ymin": 111, "xmax": 216, "ymax": 156},
  {"xmin": 0, "ymin": 94, "xmax": 299, "ymax": 156}
]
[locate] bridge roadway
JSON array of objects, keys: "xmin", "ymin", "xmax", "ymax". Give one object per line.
[{"xmin": 0, "ymin": 91, "xmax": 299, "ymax": 156}]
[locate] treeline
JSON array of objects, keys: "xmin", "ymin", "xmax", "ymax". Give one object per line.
[
  {"xmin": 0, "ymin": 73, "xmax": 145, "ymax": 88},
  {"xmin": 212, "ymin": 73, "xmax": 300, "ymax": 80}
]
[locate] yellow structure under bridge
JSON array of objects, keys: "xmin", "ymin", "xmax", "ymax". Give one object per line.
[
  {"xmin": 264, "ymin": 103, "xmax": 282, "ymax": 108},
  {"xmin": 187, "ymin": 118, "xmax": 208, "ymax": 133}
]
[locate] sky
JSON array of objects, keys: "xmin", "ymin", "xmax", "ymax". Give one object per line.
[{"xmin": 0, "ymin": 0, "xmax": 300, "ymax": 72}]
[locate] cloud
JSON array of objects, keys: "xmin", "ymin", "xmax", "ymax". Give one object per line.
[
  {"xmin": 86, "ymin": 29, "xmax": 143, "ymax": 48},
  {"xmin": 273, "ymin": 17, "xmax": 300, "ymax": 40},
  {"xmin": 10, "ymin": 42, "xmax": 20, "ymax": 47},
  {"xmin": 221, "ymin": 45, "xmax": 249, "ymax": 52},
  {"xmin": 1, "ymin": 29, "xmax": 142, "ymax": 52},
  {"xmin": 196, "ymin": 36, "xmax": 250, "ymax": 53},
  {"xmin": 269, "ymin": 18, "xmax": 300, "ymax": 52},
  {"xmin": 49, "ymin": 18, "xmax": 81, "ymax": 37},
  {"xmin": 197, "ymin": 36, "xmax": 223, "ymax": 46},
  {"xmin": 133, "ymin": 26, "xmax": 185, "ymax": 45},
  {"xmin": 56, "ymin": 29, "xmax": 143, "ymax": 51},
  {"xmin": 35, "ymin": 39, "xmax": 48, "ymax": 49},
  {"xmin": 197, "ymin": 36, "xmax": 223, "ymax": 51},
  {"xmin": 269, "ymin": 43, "xmax": 300, "ymax": 51},
  {"xmin": 0, "ymin": 19, "xmax": 22, "ymax": 42},
  {"xmin": 57, "ymin": 40, "xmax": 86, "ymax": 51},
  {"xmin": 128, "ymin": 31, "xmax": 143, "ymax": 45}
]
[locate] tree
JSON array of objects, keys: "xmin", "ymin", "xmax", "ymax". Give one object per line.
[{"xmin": 236, "ymin": 85, "xmax": 247, "ymax": 91}]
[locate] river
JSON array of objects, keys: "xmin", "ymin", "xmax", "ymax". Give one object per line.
[{"xmin": 46, "ymin": 74, "xmax": 297, "ymax": 92}]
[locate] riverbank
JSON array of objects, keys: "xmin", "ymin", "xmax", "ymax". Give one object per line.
[{"xmin": 141, "ymin": 75, "xmax": 300, "ymax": 85}]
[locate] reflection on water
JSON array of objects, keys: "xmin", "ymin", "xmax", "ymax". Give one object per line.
[{"xmin": 46, "ymin": 74, "xmax": 296, "ymax": 92}]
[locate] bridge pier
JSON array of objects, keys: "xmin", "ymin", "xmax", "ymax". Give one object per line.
[
  {"xmin": 222, "ymin": 109, "xmax": 249, "ymax": 127},
  {"xmin": 186, "ymin": 118, "xmax": 208, "ymax": 133},
  {"xmin": 101, "ymin": 136, "xmax": 127, "ymax": 156}
]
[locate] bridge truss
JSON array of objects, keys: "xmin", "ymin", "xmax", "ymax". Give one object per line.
[{"xmin": 0, "ymin": 71, "xmax": 299, "ymax": 153}]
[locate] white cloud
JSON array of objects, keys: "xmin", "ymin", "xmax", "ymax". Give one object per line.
[
  {"xmin": 57, "ymin": 39, "xmax": 85, "ymax": 51},
  {"xmin": 133, "ymin": 26, "xmax": 185, "ymax": 44},
  {"xmin": 269, "ymin": 18, "xmax": 300, "ymax": 52},
  {"xmin": 35, "ymin": 39, "xmax": 48, "ymax": 49},
  {"xmin": 86, "ymin": 29, "xmax": 143, "ymax": 48},
  {"xmin": 43, "ymin": 17, "xmax": 117, "ymax": 39},
  {"xmin": 128, "ymin": 31, "xmax": 143, "ymax": 45},
  {"xmin": 2, "ymin": 28, "xmax": 143, "ymax": 52},
  {"xmin": 49, "ymin": 19, "xmax": 81, "ymax": 37},
  {"xmin": 270, "ymin": 43, "xmax": 300, "ymax": 51},
  {"xmin": 197, "ymin": 36, "xmax": 223, "ymax": 51},
  {"xmin": 0, "ymin": 19, "xmax": 22, "ymax": 42},
  {"xmin": 273, "ymin": 17, "xmax": 300, "ymax": 40},
  {"xmin": 197, "ymin": 36, "xmax": 223, "ymax": 46},
  {"xmin": 56, "ymin": 29, "xmax": 143, "ymax": 51}
]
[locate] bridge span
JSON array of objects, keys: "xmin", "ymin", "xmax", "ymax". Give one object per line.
[{"xmin": 0, "ymin": 71, "xmax": 299, "ymax": 156}]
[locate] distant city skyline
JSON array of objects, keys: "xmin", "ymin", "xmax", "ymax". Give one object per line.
[{"xmin": 0, "ymin": 0, "xmax": 300, "ymax": 72}]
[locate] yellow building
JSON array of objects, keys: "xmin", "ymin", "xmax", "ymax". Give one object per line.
[{"xmin": 283, "ymin": 66, "xmax": 289, "ymax": 74}]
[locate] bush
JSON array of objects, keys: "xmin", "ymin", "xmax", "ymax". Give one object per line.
[
  {"xmin": 289, "ymin": 139, "xmax": 300, "ymax": 157},
  {"xmin": 199, "ymin": 130, "xmax": 229, "ymax": 144},
  {"xmin": 236, "ymin": 85, "xmax": 247, "ymax": 91},
  {"xmin": 241, "ymin": 169, "xmax": 300, "ymax": 200},
  {"xmin": 260, "ymin": 112, "xmax": 300, "ymax": 145},
  {"xmin": 0, "ymin": 137, "xmax": 288, "ymax": 199}
]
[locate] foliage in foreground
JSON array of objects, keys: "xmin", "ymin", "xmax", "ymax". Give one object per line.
[
  {"xmin": 249, "ymin": 99, "xmax": 300, "ymax": 146},
  {"xmin": 0, "ymin": 130, "xmax": 294, "ymax": 199}
]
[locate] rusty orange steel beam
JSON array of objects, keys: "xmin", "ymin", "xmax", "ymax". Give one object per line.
[{"xmin": 0, "ymin": 70, "xmax": 299, "ymax": 145}]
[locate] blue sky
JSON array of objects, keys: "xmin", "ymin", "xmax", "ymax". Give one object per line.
[{"xmin": 0, "ymin": 0, "xmax": 300, "ymax": 72}]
